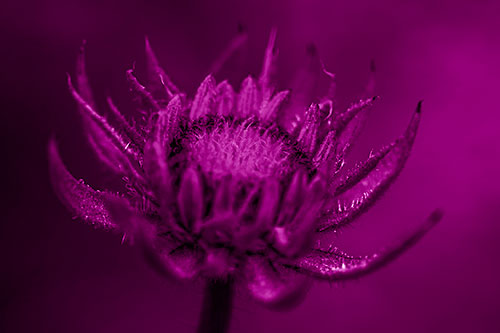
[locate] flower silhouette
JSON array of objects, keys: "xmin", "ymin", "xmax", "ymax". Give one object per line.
[{"xmin": 49, "ymin": 30, "xmax": 442, "ymax": 313}]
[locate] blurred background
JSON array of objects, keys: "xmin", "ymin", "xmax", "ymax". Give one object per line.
[{"xmin": 2, "ymin": 0, "xmax": 500, "ymax": 332}]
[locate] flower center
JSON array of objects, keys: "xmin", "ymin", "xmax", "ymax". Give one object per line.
[{"xmin": 187, "ymin": 120, "xmax": 294, "ymax": 181}]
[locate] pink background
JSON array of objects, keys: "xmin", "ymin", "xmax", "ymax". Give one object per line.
[{"xmin": 2, "ymin": 0, "xmax": 500, "ymax": 332}]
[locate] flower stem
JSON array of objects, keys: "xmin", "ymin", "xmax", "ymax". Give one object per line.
[{"xmin": 197, "ymin": 279, "xmax": 233, "ymax": 333}]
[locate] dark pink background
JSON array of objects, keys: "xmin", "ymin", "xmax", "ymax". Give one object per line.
[{"xmin": 2, "ymin": 1, "xmax": 500, "ymax": 332}]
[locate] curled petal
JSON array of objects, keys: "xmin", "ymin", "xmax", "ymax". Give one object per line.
[
  {"xmin": 214, "ymin": 80, "xmax": 235, "ymax": 116},
  {"xmin": 48, "ymin": 139, "xmax": 119, "ymax": 229},
  {"xmin": 293, "ymin": 209, "xmax": 443, "ymax": 280},
  {"xmin": 237, "ymin": 75, "xmax": 259, "ymax": 118},
  {"xmin": 319, "ymin": 103, "xmax": 422, "ymax": 232},
  {"xmin": 242, "ymin": 255, "xmax": 310, "ymax": 309},
  {"xmin": 177, "ymin": 167, "xmax": 204, "ymax": 229},
  {"xmin": 190, "ymin": 74, "xmax": 216, "ymax": 120}
]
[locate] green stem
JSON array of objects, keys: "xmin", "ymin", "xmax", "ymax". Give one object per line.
[{"xmin": 197, "ymin": 279, "xmax": 233, "ymax": 333}]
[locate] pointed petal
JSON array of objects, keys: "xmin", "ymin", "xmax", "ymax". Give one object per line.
[
  {"xmin": 280, "ymin": 44, "xmax": 321, "ymax": 133},
  {"xmin": 67, "ymin": 75, "xmax": 143, "ymax": 180},
  {"xmin": 259, "ymin": 90, "xmax": 289, "ymax": 123},
  {"xmin": 242, "ymin": 255, "xmax": 310, "ymax": 309},
  {"xmin": 177, "ymin": 167, "xmax": 204, "ymax": 229},
  {"xmin": 276, "ymin": 170, "xmax": 307, "ymax": 226},
  {"xmin": 126, "ymin": 69, "xmax": 161, "ymax": 113},
  {"xmin": 256, "ymin": 179, "xmax": 280, "ymax": 229},
  {"xmin": 297, "ymin": 104, "xmax": 320, "ymax": 153},
  {"xmin": 318, "ymin": 104, "xmax": 422, "ymax": 232},
  {"xmin": 145, "ymin": 37, "xmax": 180, "ymax": 97},
  {"xmin": 214, "ymin": 80, "xmax": 235, "ymax": 116},
  {"xmin": 75, "ymin": 41, "xmax": 95, "ymax": 108},
  {"xmin": 331, "ymin": 96, "xmax": 378, "ymax": 160},
  {"xmin": 208, "ymin": 28, "xmax": 248, "ymax": 75},
  {"xmin": 106, "ymin": 96, "xmax": 145, "ymax": 148},
  {"xmin": 273, "ymin": 176, "xmax": 325, "ymax": 257},
  {"xmin": 237, "ymin": 75, "xmax": 259, "ymax": 118},
  {"xmin": 105, "ymin": 195, "xmax": 202, "ymax": 280},
  {"xmin": 258, "ymin": 28, "xmax": 277, "ymax": 99},
  {"xmin": 48, "ymin": 139, "xmax": 119, "ymax": 229},
  {"xmin": 190, "ymin": 75, "xmax": 216, "ymax": 120},
  {"xmin": 158, "ymin": 244, "xmax": 204, "ymax": 280},
  {"xmin": 293, "ymin": 209, "xmax": 443, "ymax": 280}
]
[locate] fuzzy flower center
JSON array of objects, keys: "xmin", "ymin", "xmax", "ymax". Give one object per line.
[{"xmin": 187, "ymin": 121, "xmax": 293, "ymax": 180}]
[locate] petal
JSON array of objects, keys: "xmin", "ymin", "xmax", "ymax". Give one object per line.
[
  {"xmin": 67, "ymin": 74, "xmax": 143, "ymax": 179},
  {"xmin": 255, "ymin": 179, "xmax": 280, "ymax": 229},
  {"xmin": 177, "ymin": 167, "xmax": 204, "ymax": 229},
  {"xmin": 75, "ymin": 41, "xmax": 96, "ymax": 108},
  {"xmin": 105, "ymin": 195, "xmax": 203, "ymax": 280},
  {"xmin": 258, "ymin": 28, "xmax": 278, "ymax": 100},
  {"xmin": 158, "ymin": 244, "xmax": 204, "ymax": 280},
  {"xmin": 208, "ymin": 28, "xmax": 248, "ymax": 75},
  {"xmin": 259, "ymin": 90, "xmax": 289, "ymax": 123},
  {"xmin": 297, "ymin": 104, "xmax": 320, "ymax": 153},
  {"xmin": 48, "ymin": 139, "xmax": 119, "ymax": 229},
  {"xmin": 273, "ymin": 176, "xmax": 325, "ymax": 257},
  {"xmin": 126, "ymin": 69, "xmax": 161, "ymax": 113},
  {"xmin": 237, "ymin": 75, "xmax": 259, "ymax": 118},
  {"xmin": 331, "ymin": 96, "xmax": 378, "ymax": 160},
  {"xmin": 190, "ymin": 74, "xmax": 216, "ymax": 120},
  {"xmin": 276, "ymin": 170, "xmax": 307, "ymax": 226},
  {"xmin": 293, "ymin": 209, "xmax": 443, "ymax": 280},
  {"xmin": 106, "ymin": 96, "xmax": 145, "ymax": 148},
  {"xmin": 214, "ymin": 80, "xmax": 235, "ymax": 116},
  {"xmin": 318, "ymin": 103, "xmax": 421, "ymax": 232},
  {"xmin": 145, "ymin": 37, "xmax": 180, "ymax": 99},
  {"xmin": 279, "ymin": 44, "xmax": 321, "ymax": 133},
  {"xmin": 241, "ymin": 255, "xmax": 310, "ymax": 309}
]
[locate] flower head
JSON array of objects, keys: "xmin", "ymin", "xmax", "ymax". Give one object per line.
[{"xmin": 49, "ymin": 31, "xmax": 442, "ymax": 308}]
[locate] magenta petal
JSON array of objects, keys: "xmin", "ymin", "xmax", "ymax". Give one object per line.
[
  {"xmin": 214, "ymin": 80, "xmax": 235, "ymax": 116},
  {"xmin": 105, "ymin": 196, "xmax": 201, "ymax": 280},
  {"xmin": 177, "ymin": 167, "xmax": 204, "ymax": 229},
  {"xmin": 258, "ymin": 28, "xmax": 277, "ymax": 100},
  {"xmin": 242, "ymin": 256, "xmax": 310, "ymax": 309},
  {"xmin": 48, "ymin": 139, "xmax": 119, "ymax": 229},
  {"xmin": 294, "ymin": 209, "xmax": 442, "ymax": 280},
  {"xmin": 273, "ymin": 176, "xmax": 325, "ymax": 257},
  {"xmin": 256, "ymin": 179, "xmax": 280, "ymax": 229},
  {"xmin": 259, "ymin": 90, "xmax": 289, "ymax": 123},
  {"xmin": 276, "ymin": 170, "xmax": 307, "ymax": 226},
  {"xmin": 75, "ymin": 41, "xmax": 96, "ymax": 108},
  {"xmin": 160, "ymin": 245, "xmax": 204, "ymax": 280},
  {"xmin": 126, "ymin": 69, "xmax": 161, "ymax": 113},
  {"xmin": 190, "ymin": 74, "xmax": 216, "ymax": 120},
  {"xmin": 319, "ymin": 104, "xmax": 421, "ymax": 232},
  {"xmin": 297, "ymin": 103, "xmax": 320, "ymax": 153},
  {"xmin": 237, "ymin": 75, "xmax": 259, "ymax": 118},
  {"xmin": 145, "ymin": 37, "xmax": 180, "ymax": 99}
]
